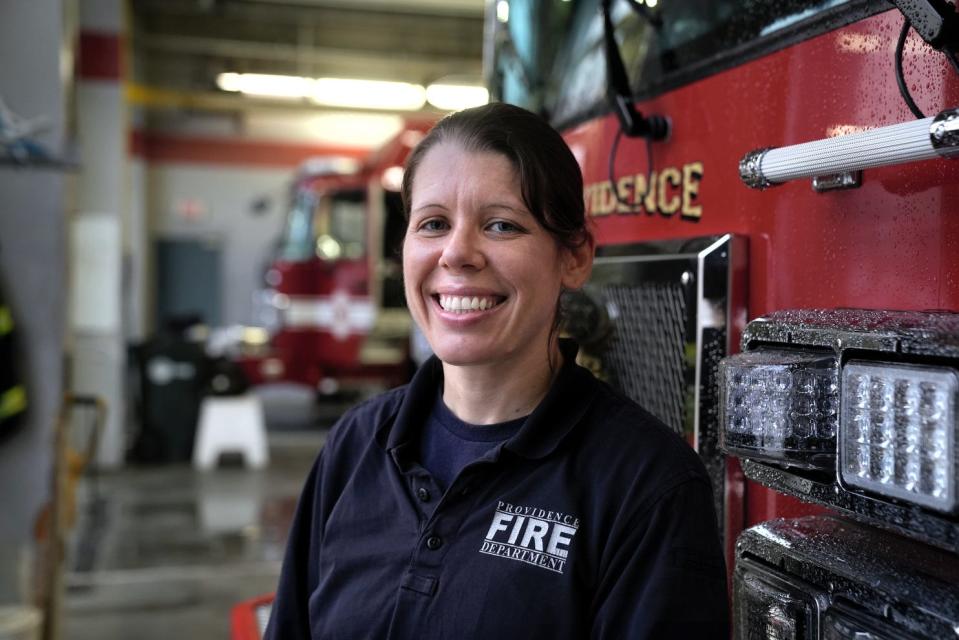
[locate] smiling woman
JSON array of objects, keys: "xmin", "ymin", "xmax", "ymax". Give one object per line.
[
  {"xmin": 265, "ymin": 103, "xmax": 729, "ymax": 639},
  {"xmin": 400, "ymin": 104, "xmax": 594, "ymax": 415},
  {"xmin": 402, "ymin": 143, "xmax": 590, "ymax": 408}
]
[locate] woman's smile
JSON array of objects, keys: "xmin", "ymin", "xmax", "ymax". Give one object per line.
[{"xmin": 435, "ymin": 294, "xmax": 505, "ymax": 313}]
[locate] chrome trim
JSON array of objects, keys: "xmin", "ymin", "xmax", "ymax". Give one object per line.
[
  {"xmin": 811, "ymin": 170, "xmax": 861, "ymax": 192},
  {"xmin": 738, "ymin": 147, "xmax": 774, "ymax": 189},
  {"xmin": 930, "ymin": 107, "xmax": 959, "ymax": 157},
  {"xmin": 734, "ymin": 308, "xmax": 959, "ymax": 552},
  {"xmin": 739, "ymin": 107, "xmax": 959, "ymax": 188},
  {"xmin": 573, "ymin": 234, "xmax": 748, "ymax": 544}
]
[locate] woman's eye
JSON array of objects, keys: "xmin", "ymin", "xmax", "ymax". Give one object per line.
[
  {"xmin": 418, "ymin": 218, "xmax": 448, "ymax": 232},
  {"xmin": 488, "ymin": 220, "xmax": 523, "ymax": 234}
]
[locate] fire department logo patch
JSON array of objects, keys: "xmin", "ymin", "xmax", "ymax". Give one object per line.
[{"xmin": 479, "ymin": 501, "xmax": 580, "ymax": 574}]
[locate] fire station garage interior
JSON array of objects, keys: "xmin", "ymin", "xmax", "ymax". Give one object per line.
[
  {"xmin": 0, "ymin": 1, "xmax": 484, "ymax": 638},
  {"xmin": 4, "ymin": 0, "xmax": 959, "ymax": 638}
]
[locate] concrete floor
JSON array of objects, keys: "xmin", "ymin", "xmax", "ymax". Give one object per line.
[{"xmin": 61, "ymin": 431, "xmax": 325, "ymax": 640}]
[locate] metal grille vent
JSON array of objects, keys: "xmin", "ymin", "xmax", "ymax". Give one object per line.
[{"xmin": 601, "ymin": 282, "xmax": 687, "ymax": 435}]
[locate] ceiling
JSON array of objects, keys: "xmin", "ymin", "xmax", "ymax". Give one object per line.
[{"xmin": 128, "ymin": 0, "xmax": 488, "ymax": 116}]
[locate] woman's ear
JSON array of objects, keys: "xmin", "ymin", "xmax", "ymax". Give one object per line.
[{"xmin": 561, "ymin": 234, "xmax": 595, "ymax": 290}]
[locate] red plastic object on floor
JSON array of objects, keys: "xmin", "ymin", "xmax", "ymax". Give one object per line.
[{"xmin": 231, "ymin": 594, "xmax": 275, "ymax": 640}]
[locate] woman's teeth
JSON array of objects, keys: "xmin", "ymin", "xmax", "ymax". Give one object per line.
[{"xmin": 438, "ymin": 294, "xmax": 500, "ymax": 313}]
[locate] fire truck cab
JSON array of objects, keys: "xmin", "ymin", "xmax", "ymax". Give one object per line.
[
  {"xmin": 239, "ymin": 121, "xmax": 434, "ymax": 396},
  {"xmin": 488, "ymin": 0, "xmax": 959, "ymax": 636}
]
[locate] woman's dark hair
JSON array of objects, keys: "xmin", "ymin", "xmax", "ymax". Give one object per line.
[{"xmin": 401, "ymin": 102, "xmax": 591, "ymax": 252}]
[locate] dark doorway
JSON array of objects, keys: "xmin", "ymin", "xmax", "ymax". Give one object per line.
[{"xmin": 155, "ymin": 238, "xmax": 222, "ymax": 328}]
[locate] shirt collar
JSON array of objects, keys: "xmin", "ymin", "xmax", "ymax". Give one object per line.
[
  {"xmin": 380, "ymin": 353, "xmax": 443, "ymax": 454},
  {"xmin": 504, "ymin": 339, "xmax": 600, "ymax": 459},
  {"xmin": 380, "ymin": 339, "xmax": 599, "ymax": 461}
]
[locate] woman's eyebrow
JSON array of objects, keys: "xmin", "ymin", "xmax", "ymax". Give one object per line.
[
  {"xmin": 411, "ymin": 202, "xmax": 449, "ymax": 214},
  {"xmin": 480, "ymin": 202, "xmax": 532, "ymax": 216}
]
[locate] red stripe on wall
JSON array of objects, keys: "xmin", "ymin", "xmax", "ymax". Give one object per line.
[
  {"xmin": 129, "ymin": 129, "xmax": 146, "ymax": 158},
  {"xmin": 129, "ymin": 130, "xmax": 369, "ymax": 167},
  {"xmin": 78, "ymin": 31, "xmax": 122, "ymax": 80}
]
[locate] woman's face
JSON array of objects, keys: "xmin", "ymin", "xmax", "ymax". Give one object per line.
[{"xmin": 403, "ymin": 142, "xmax": 591, "ymax": 370}]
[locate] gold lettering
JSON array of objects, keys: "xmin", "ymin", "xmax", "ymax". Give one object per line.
[
  {"xmin": 633, "ymin": 173, "xmax": 649, "ymax": 214},
  {"xmin": 642, "ymin": 171, "xmax": 658, "ymax": 213},
  {"xmin": 598, "ymin": 181, "xmax": 617, "ymax": 215},
  {"xmin": 590, "ymin": 184, "xmax": 607, "ymax": 217},
  {"xmin": 682, "ymin": 162, "xmax": 703, "ymax": 219},
  {"xmin": 632, "ymin": 174, "xmax": 645, "ymax": 205},
  {"xmin": 615, "ymin": 175, "xmax": 633, "ymax": 213},
  {"xmin": 584, "ymin": 184, "xmax": 597, "ymax": 216},
  {"xmin": 658, "ymin": 168, "xmax": 681, "ymax": 215},
  {"xmin": 585, "ymin": 162, "xmax": 703, "ymax": 220}
]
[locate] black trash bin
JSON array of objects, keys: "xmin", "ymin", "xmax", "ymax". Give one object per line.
[{"xmin": 130, "ymin": 323, "xmax": 211, "ymax": 463}]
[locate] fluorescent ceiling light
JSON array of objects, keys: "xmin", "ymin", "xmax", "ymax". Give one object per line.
[
  {"xmin": 381, "ymin": 165, "xmax": 405, "ymax": 192},
  {"xmin": 243, "ymin": 111, "xmax": 402, "ymax": 147},
  {"xmin": 216, "ymin": 72, "xmax": 313, "ymax": 99},
  {"xmin": 496, "ymin": 1, "xmax": 509, "ymax": 23},
  {"xmin": 426, "ymin": 84, "xmax": 489, "ymax": 111},
  {"xmin": 216, "ymin": 73, "xmax": 428, "ymax": 111},
  {"xmin": 313, "ymin": 78, "xmax": 426, "ymax": 111}
]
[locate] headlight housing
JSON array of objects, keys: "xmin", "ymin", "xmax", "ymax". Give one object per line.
[
  {"xmin": 734, "ymin": 516, "xmax": 959, "ymax": 640},
  {"xmin": 720, "ymin": 309, "xmax": 959, "ymax": 551},
  {"xmin": 733, "ymin": 558, "xmax": 825, "ymax": 639}
]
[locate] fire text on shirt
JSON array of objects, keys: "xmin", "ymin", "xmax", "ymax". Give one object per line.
[{"xmin": 479, "ymin": 501, "xmax": 580, "ymax": 574}]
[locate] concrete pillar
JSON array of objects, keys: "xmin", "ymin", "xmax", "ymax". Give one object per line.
[{"xmin": 72, "ymin": 0, "xmax": 127, "ymax": 467}]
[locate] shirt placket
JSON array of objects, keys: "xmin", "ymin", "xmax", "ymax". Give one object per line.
[{"xmin": 387, "ymin": 457, "xmax": 492, "ymax": 638}]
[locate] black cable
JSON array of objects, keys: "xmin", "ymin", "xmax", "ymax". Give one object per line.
[
  {"xmin": 896, "ymin": 18, "xmax": 927, "ymax": 119},
  {"xmin": 608, "ymin": 125, "xmax": 655, "ymax": 211}
]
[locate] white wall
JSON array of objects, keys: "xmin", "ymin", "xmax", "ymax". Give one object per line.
[{"xmin": 149, "ymin": 164, "xmax": 292, "ymax": 327}]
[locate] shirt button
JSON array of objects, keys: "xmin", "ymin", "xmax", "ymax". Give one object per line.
[
  {"xmin": 426, "ymin": 535, "xmax": 443, "ymax": 550},
  {"xmin": 417, "ymin": 487, "xmax": 431, "ymax": 502}
]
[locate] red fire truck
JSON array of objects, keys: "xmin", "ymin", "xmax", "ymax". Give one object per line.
[
  {"xmin": 237, "ymin": 121, "xmax": 434, "ymax": 396},
  {"xmin": 487, "ymin": 0, "xmax": 959, "ymax": 636}
]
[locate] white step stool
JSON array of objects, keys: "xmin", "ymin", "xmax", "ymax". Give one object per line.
[{"xmin": 193, "ymin": 394, "xmax": 269, "ymax": 469}]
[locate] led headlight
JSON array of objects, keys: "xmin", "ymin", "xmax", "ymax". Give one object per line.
[
  {"xmin": 720, "ymin": 349, "xmax": 839, "ymax": 469},
  {"xmin": 840, "ymin": 361, "xmax": 958, "ymax": 513}
]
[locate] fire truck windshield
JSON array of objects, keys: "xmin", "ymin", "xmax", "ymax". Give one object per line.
[
  {"xmin": 491, "ymin": 0, "xmax": 884, "ymax": 128},
  {"xmin": 278, "ymin": 189, "xmax": 366, "ymax": 262}
]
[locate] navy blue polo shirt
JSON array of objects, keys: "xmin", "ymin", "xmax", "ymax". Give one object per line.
[{"xmin": 265, "ymin": 342, "xmax": 728, "ymax": 639}]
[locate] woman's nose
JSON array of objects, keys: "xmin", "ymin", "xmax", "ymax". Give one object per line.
[{"xmin": 439, "ymin": 225, "xmax": 485, "ymax": 271}]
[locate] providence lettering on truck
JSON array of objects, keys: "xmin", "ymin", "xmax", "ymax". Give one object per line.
[{"xmin": 488, "ymin": 0, "xmax": 959, "ymax": 636}]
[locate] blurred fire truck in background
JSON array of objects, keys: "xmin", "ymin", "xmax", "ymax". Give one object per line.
[
  {"xmin": 236, "ymin": 121, "xmax": 434, "ymax": 397},
  {"xmin": 488, "ymin": 0, "xmax": 959, "ymax": 636}
]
